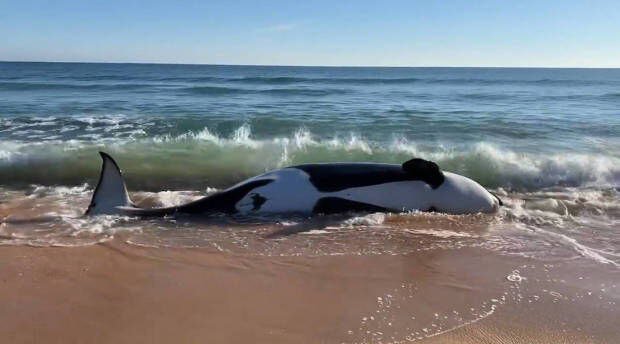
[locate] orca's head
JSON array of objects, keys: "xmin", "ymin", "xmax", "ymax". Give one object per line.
[{"xmin": 431, "ymin": 172, "xmax": 501, "ymax": 214}]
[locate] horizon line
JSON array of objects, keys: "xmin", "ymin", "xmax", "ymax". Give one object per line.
[{"xmin": 1, "ymin": 59, "xmax": 619, "ymax": 69}]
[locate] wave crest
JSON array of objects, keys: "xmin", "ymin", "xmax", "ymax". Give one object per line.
[{"xmin": 0, "ymin": 125, "xmax": 618, "ymax": 190}]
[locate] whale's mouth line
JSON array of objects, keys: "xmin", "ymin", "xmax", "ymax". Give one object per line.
[{"xmin": 488, "ymin": 190, "xmax": 504, "ymax": 206}]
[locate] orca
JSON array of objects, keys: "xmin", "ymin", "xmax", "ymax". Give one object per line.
[{"xmin": 85, "ymin": 152, "xmax": 502, "ymax": 217}]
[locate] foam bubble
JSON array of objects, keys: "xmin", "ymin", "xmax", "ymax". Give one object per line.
[
  {"xmin": 29, "ymin": 183, "xmax": 91, "ymax": 197},
  {"xmin": 404, "ymin": 229, "xmax": 477, "ymax": 238},
  {"xmin": 133, "ymin": 190, "xmax": 204, "ymax": 208},
  {"xmin": 343, "ymin": 213, "xmax": 386, "ymax": 226},
  {"xmin": 506, "ymin": 270, "xmax": 526, "ymax": 282}
]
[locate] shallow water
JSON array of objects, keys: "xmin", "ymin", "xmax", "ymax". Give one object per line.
[{"xmin": 1, "ymin": 185, "xmax": 619, "ymax": 273}]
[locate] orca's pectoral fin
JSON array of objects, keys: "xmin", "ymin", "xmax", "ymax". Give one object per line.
[
  {"xmin": 401, "ymin": 158, "xmax": 445, "ymax": 189},
  {"xmin": 85, "ymin": 152, "xmax": 134, "ymax": 215}
]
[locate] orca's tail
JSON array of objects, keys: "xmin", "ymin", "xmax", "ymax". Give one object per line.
[{"xmin": 85, "ymin": 152, "xmax": 134, "ymax": 215}]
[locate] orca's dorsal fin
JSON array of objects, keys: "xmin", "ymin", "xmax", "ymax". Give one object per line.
[
  {"xmin": 85, "ymin": 152, "xmax": 133, "ymax": 215},
  {"xmin": 401, "ymin": 158, "xmax": 445, "ymax": 189}
]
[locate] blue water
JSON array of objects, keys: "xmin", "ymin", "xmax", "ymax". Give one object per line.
[
  {"xmin": 1, "ymin": 62, "xmax": 620, "ymax": 265},
  {"xmin": 1, "ymin": 62, "xmax": 619, "ymax": 190}
]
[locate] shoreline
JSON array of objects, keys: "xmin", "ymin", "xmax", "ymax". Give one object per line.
[{"xmin": 1, "ymin": 240, "xmax": 616, "ymax": 343}]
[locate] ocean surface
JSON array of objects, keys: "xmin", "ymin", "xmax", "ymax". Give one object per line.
[{"xmin": 0, "ymin": 62, "xmax": 619, "ymax": 267}]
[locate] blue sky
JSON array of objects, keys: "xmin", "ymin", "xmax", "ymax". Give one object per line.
[{"xmin": 1, "ymin": 0, "xmax": 619, "ymax": 67}]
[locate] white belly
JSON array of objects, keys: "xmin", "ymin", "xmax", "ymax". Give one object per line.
[
  {"xmin": 235, "ymin": 168, "xmax": 320, "ymax": 213},
  {"xmin": 331, "ymin": 181, "xmax": 433, "ymax": 212},
  {"xmin": 234, "ymin": 168, "xmax": 435, "ymax": 214}
]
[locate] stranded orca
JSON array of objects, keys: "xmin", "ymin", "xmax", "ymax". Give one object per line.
[{"xmin": 85, "ymin": 152, "xmax": 502, "ymax": 217}]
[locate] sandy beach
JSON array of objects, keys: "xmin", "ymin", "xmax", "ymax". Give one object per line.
[{"xmin": 2, "ymin": 237, "xmax": 617, "ymax": 343}]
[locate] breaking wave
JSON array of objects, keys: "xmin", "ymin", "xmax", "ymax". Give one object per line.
[{"xmin": 0, "ymin": 123, "xmax": 618, "ymax": 191}]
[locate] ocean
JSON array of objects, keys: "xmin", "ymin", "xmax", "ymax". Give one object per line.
[
  {"xmin": 0, "ymin": 62, "xmax": 618, "ymax": 254},
  {"xmin": 1, "ymin": 63, "xmax": 619, "ymax": 190},
  {"xmin": 0, "ymin": 63, "xmax": 620, "ymax": 245},
  {"xmin": 1, "ymin": 62, "xmax": 619, "ymax": 250},
  {"xmin": 1, "ymin": 62, "xmax": 619, "ymax": 343}
]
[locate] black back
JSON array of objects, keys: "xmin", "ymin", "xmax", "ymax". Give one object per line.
[
  {"xmin": 312, "ymin": 197, "xmax": 393, "ymax": 214},
  {"xmin": 292, "ymin": 158, "xmax": 444, "ymax": 192}
]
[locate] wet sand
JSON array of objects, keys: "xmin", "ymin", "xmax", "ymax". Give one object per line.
[{"xmin": 1, "ymin": 238, "xmax": 617, "ymax": 344}]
